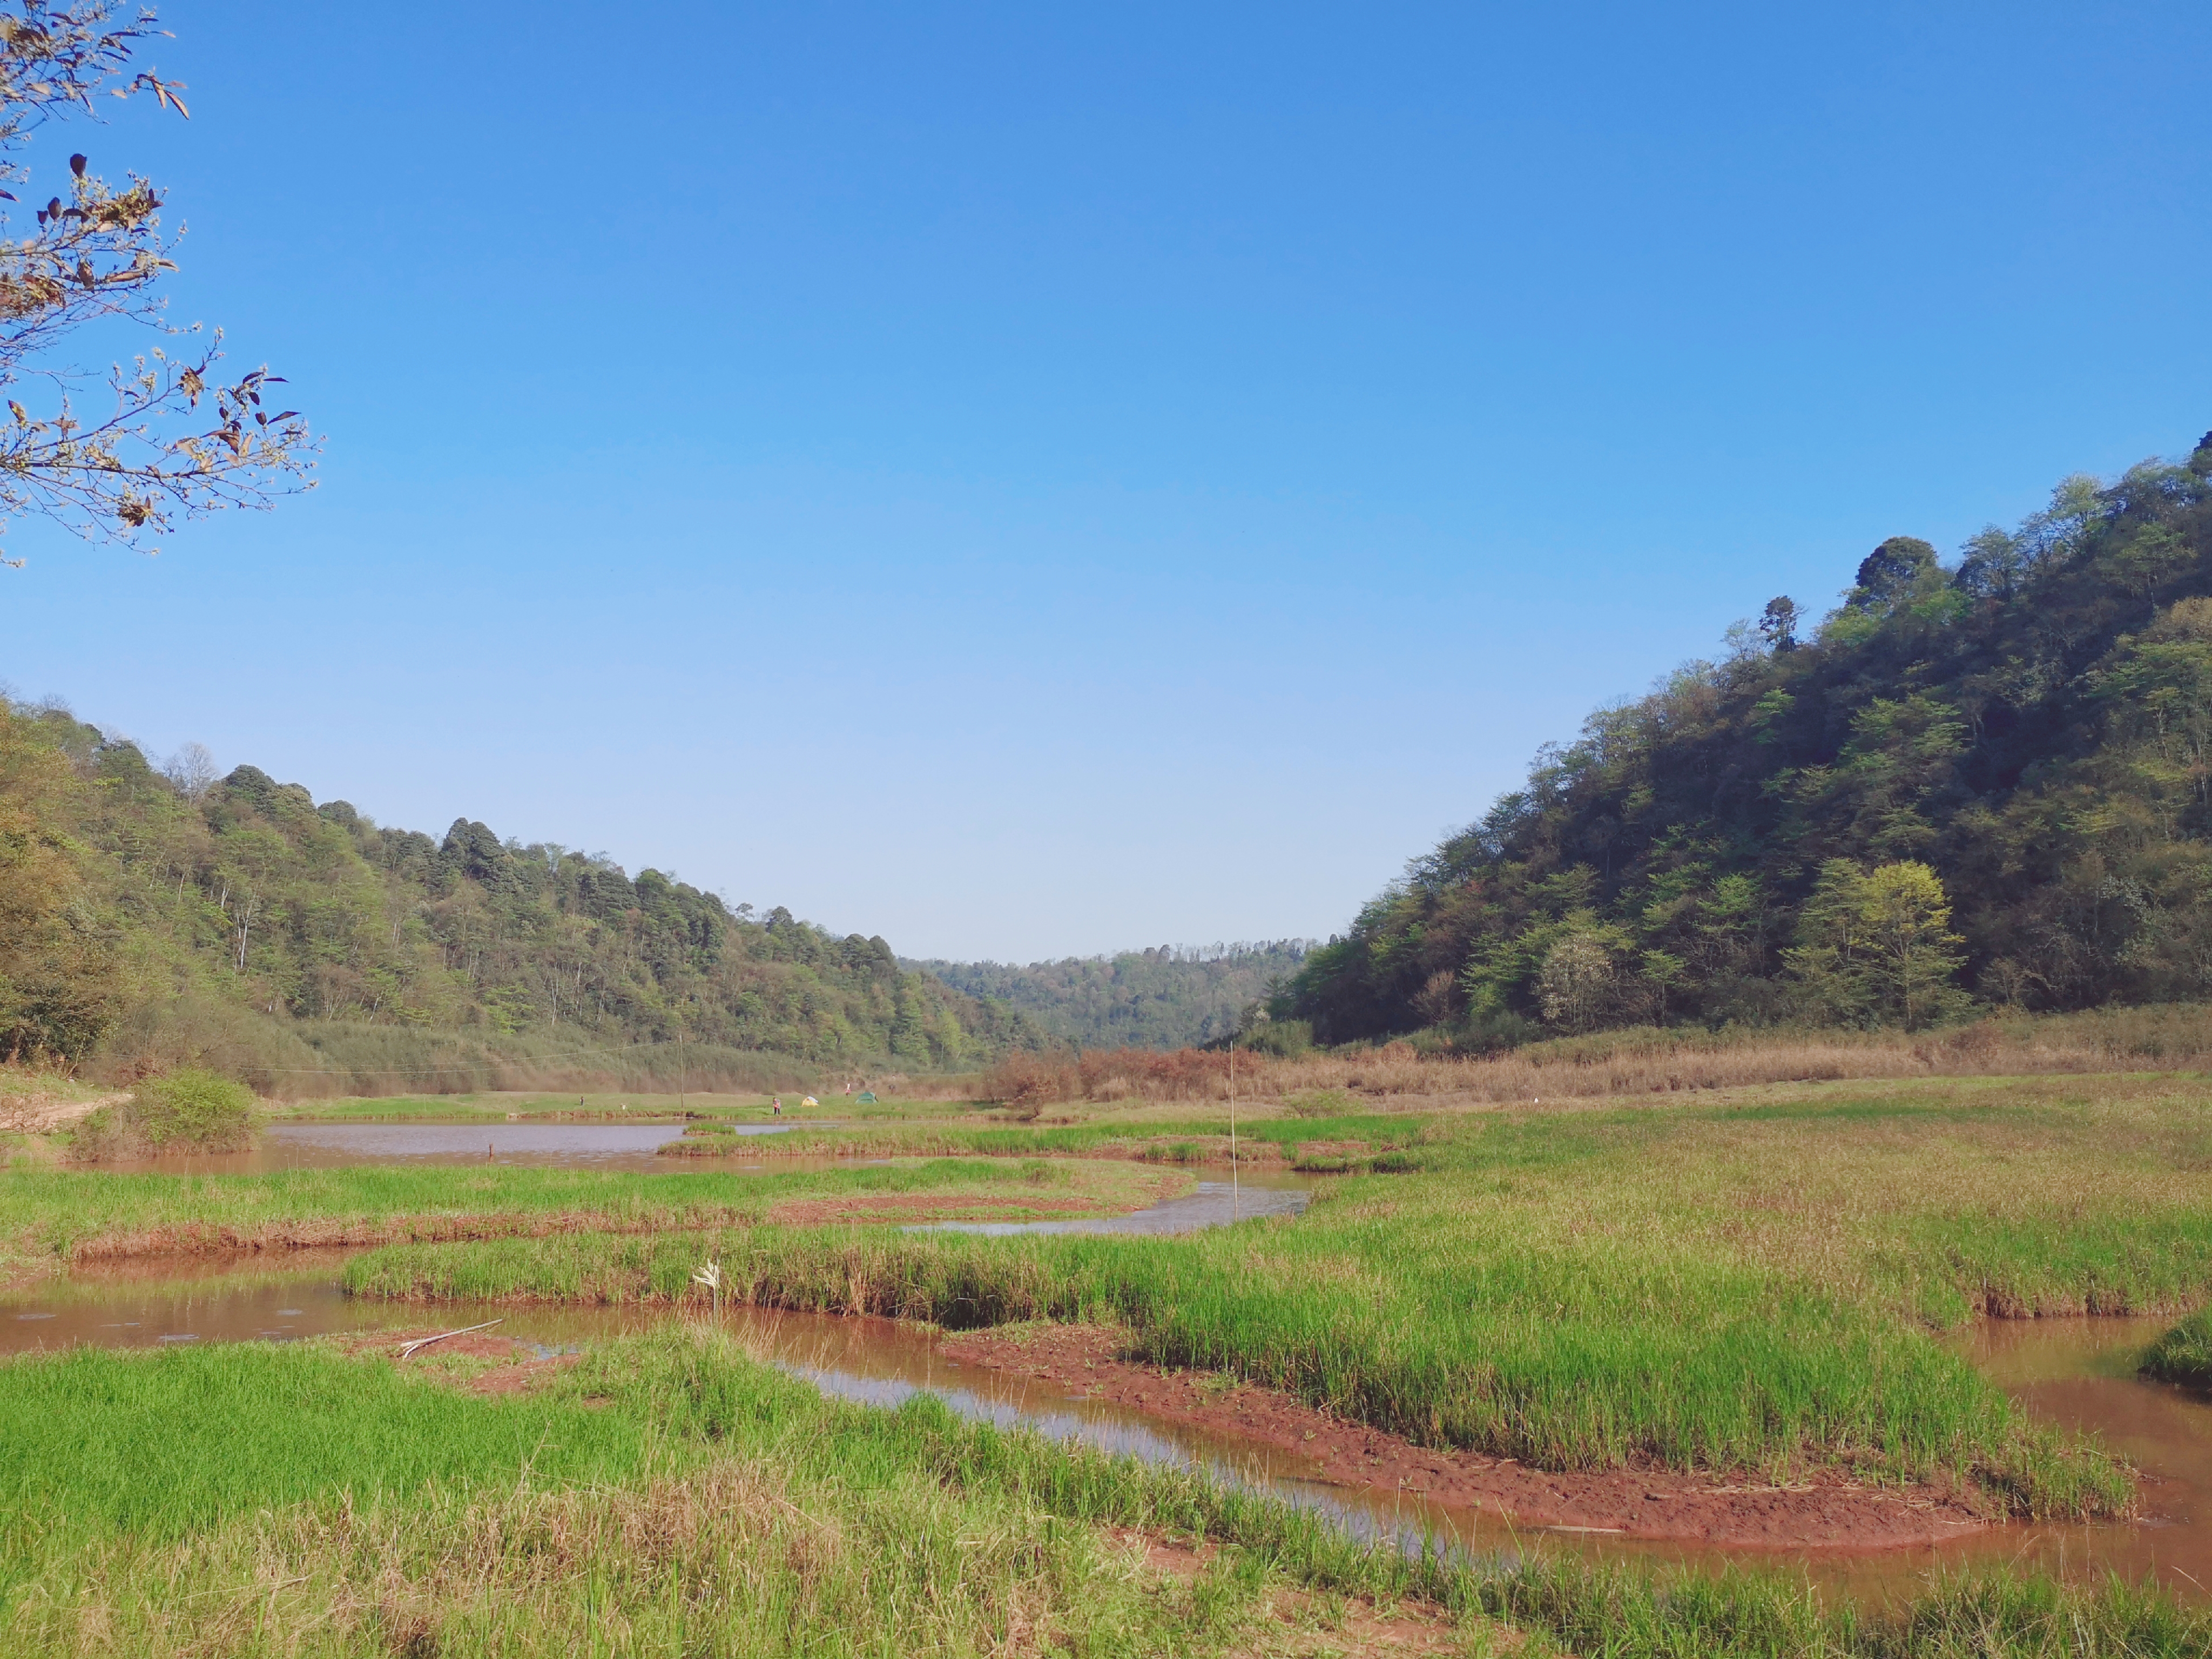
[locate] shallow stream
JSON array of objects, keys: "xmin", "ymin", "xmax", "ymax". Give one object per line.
[
  {"xmin": 3, "ymin": 1253, "xmax": 2202, "ymax": 1604},
  {"xmin": 3, "ymin": 1127, "xmax": 2203, "ymax": 1603}
]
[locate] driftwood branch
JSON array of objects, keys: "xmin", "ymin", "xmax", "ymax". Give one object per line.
[{"xmin": 395, "ymin": 1318, "xmax": 503, "ymax": 1360}]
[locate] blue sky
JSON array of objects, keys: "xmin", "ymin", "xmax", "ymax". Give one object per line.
[{"xmin": 4, "ymin": 2, "xmax": 2208, "ymax": 960}]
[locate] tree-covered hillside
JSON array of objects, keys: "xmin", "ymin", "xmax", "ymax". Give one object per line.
[
  {"xmin": 0, "ymin": 701, "xmax": 1036, "ymax": 1082},
  {"xmin": 915, "ymin": 942, "xmax": 1310, "ymax": 1050},
  {"xmin": 1283, "ymin": 430, "xmax": 2212, "ymax": 1046}
]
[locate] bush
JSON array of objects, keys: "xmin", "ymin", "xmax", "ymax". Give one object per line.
[
  {"xmin": 981, "ymin": 1050, "xmax": 1077, "ymax": 1113},
  {"xmin": 1240, "ymin": 1019, "xmax": 1313, "ymax": 1059},
  {"xmin": 1282, "ymin": 1088, "xmax": 1354, "ymax": 1118},
  {"xmin": 71, "ymin": 1067, "xmax": 260, "ymax": 1159}
]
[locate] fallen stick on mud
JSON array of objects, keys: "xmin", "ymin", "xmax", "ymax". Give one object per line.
[{"xmin": 395, "ymin": 1319, "xmax": 503, "ymax": 1360}]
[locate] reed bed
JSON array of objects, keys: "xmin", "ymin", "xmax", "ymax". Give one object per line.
[
  {"xmin": 2, "ymin": 1328, "xmax": 2200, "ymax": 1657},
  {"xmin": 978, "ymin": 1004, "xmax": 2212, "ymax": 1108}
]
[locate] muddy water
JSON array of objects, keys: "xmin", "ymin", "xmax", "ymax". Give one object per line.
[
  {"xmin": 915, "ymin": 1179, "xmax": 1310, "ymax": 1235},
  {"xmin": 100, "ymin": 1121, "xmax": 841, "ymax": 1176},
  {"xmin": 2, "ymin": 1252, "xmax": 2203, "ymax": 1603}
]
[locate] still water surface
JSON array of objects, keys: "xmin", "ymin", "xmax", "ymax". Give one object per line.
[
  {"xmin": 103, "ymin": 1120, "xmax": 834, "ymax": 1175},
  {"xmin": 915, "ymin": 1179, "xmax": 1310, "ymax": 1235}
]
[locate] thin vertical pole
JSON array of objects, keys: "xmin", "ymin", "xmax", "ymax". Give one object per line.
[{"xmin": 1229, "ymin": 1040, "xmax": 1239, "ymax": 1222}]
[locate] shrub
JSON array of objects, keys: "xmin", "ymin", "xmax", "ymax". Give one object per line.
[
  {"xmin": 1240, "ymin": 1019, "xmax": 1313, "ymax": 1059},
  {"xmin": 981, "ymin": 1050, "xmax": 1077, "ymax": 1112},
  {"xmin": 1282, "ymin": 1088, "xmax": 1354, "ymax": 1118},
  {"xmin": 70, "ymin": 1067, "xmax": 260, "ymax": 1159}
]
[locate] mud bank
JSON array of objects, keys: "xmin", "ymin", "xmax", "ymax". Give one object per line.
[{"xmin": 940, "ymin": 1323, "xmax": 1999, "ymax": 1550}]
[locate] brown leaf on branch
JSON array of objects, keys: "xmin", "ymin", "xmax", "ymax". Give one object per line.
[{"xmin": 0, "ymin": 2, "xmax": 314, "ymax": 559}]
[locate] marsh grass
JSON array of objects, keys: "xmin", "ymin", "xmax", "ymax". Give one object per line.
[
  {"xmin": 707, "ymin": 1109, "xmax": 1428, "ymax": 1165},
  {"xmin": 0, "ymin": 1156, "xmax": 1174, "ymax": 1276},
  {"xmin": 2142, "ymin": 1311, "xmax": 2212, "ymax": 1387},
  {"xmin": 0, "ymin": 1329, "xmax": 2199, "ymax": 1657},
  {"xmin": 351, "ymin": 1084, "xmax": 2212, "ymax": 1520}
]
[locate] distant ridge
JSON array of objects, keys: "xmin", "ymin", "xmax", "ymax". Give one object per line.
[
  {"xmin": 0, "ymin": 699, "xmax": 1041, "ymax": 1088},
  {"xmin": 912, "ymin": 942, "xmax": 1311, "ymax": 1050}
]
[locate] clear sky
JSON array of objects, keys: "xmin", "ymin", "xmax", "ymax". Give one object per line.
[{"xmin": 3, "ymin": 2, "xmax": 2208, "ymax": 961}]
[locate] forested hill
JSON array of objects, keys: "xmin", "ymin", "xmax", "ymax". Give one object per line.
[
  {"xmin": 913, "ymin": 942, "xmax": 1310, "ymax": 1050},
  {"xmin": 1284, "ymin": 430, "xmax": 2212, "ymax": 1047},
  {"xmin": 0, "ymin": 701, "xmax": 1038, "ymax": 1083}
]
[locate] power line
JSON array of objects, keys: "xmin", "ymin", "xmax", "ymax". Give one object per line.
[{"xmin": 238, "ymin": 1035, "xmax": 767, "ymax": 1076}]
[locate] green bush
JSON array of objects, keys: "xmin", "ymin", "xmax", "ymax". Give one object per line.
[
  {"xmin": 1240, "ymin": 1019, "xmax": 1312, "ymax": 1058},
  {"xmin": 71, "ymin": 1068, "xmax": 260, "ymax": 1159},
  {"xmin": 1282, "ymin": 1087, "xmax": 1354, "ymax": 1118}
]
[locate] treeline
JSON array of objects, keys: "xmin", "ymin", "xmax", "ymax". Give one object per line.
[
  {"xmin": 915, "ymin": 941, "xmax": 1311, "ymax": 1051},
  {"xmin": 0, "ymin": 704, "xmax": 1041, "ymax": 1085},
  {"xmin": 1284, "ymin": 429, "xmax": 2212, "ymax": 1046}
]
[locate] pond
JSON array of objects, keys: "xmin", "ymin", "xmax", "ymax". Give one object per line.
[{"xmin": 99, "ymin": 1120, "xmax": 830, "ymax": 1175}]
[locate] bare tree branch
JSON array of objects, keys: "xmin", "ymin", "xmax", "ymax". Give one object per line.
[{"xmin": 0, "ymin": 2, "xmax": 314, "ymax": 567}]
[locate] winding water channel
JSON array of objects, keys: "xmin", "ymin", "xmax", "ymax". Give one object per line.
[{"xmin": 6, "ymin": 1125, "xmax": 2207, "ymax": 1606}]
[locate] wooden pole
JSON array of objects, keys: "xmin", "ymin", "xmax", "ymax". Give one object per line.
[{"xmin": 1229, "ymin": 1040, "xmax": 1239, "ymax": 1222}]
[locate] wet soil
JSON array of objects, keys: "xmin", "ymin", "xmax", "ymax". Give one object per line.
[
  {"xmin": 940, "ymin": 1323, "xmax": 1992, "ymax": 1549},
  {"xmin": 64, "ymin": 1206, "xmax": 759, "ymax": 1264},
  {"xmin": 337, "ymin": 1326, "xmax": 581, "ymax": 1397}
]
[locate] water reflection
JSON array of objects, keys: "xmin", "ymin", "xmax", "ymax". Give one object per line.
[{"xmin": 100, "ymin": 1120, "xmax": 836, "ymax": 1175}]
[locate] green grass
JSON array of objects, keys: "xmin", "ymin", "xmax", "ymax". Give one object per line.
[
  {"xmin": 690, "ymin": 1109, "xmax": 1428, "ymax": 1164},
  {"xmin": 355, "ymin": 1082, "xmax": 2212, "ymax": 1519},
  {"xmin": 2142, "ymin": 1310, "xmax": 2212, "ymax": 1387},
  {"xmin": 0, "ymin": 1156, "xmax": 1177, "ymax": 1275},
  {"xmin": 0, "ymin": 1341, "xmax": 645, "ymax": 1548},
  {"xmin": 0, "ymin": 1328, "xmax": 2200, "ymax": 1657}
]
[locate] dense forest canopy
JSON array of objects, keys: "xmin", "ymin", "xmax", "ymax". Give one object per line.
[
  {"xmin": 914, "ymin": 942, "xmax": 1311, "ymax": 1051},
  {"xmin": 1281, "ymin": 430, "xmax": 2212, "ymax": 1047},
  {"xmin": 0, "ymin": 703, "xmax": 1036, "ymax": 1077}
]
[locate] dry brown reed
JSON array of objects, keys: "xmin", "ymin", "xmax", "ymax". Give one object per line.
[{"xmin": 980, "ymin": 1004, "xmax": 2212, "ymax": 1108}]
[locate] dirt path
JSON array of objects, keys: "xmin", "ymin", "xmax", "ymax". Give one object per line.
[
  {"xmin": 2, "ymin": 1091, "xmax": 127, "ymax": 1135},
  {"xmin": 939, "ymin": 1323, "xmax": 1996, "ymax": 1550}
]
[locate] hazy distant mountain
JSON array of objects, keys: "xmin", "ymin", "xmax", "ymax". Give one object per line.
[{"xmin": 913, "ymin": 942, "xmax": 1311, "ymax": 1050}]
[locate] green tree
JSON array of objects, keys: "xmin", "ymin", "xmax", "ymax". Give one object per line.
[
  {"xmin": 0, "ymin": 702, "xmax": 114, "ymax": 1059},
  {"xmin": 1858, "ymin": 861, "xmax": 1969, "ymax": 1029},
  {"xmin": 1783, "ymin": 860, "xmax": 1965, "ymax": 1029}
]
